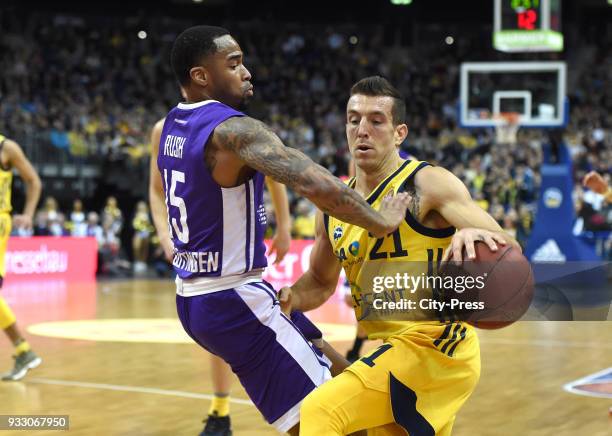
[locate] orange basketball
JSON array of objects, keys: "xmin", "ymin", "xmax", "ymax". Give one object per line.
[{"xmin": 439, "ymin": 241, "xmax": 534, "ymax": 329}]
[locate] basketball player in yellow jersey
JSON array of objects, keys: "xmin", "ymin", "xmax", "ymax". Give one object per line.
[
  {"xmin": 0, "ymin": 134, "xmax": 42, "ymax": 381},
  {"xmin": 281, "ymin": 76, "xmax": 521, "ymax": 435},
  {"xmin": 149, "ymin": 116, "xmax": 292, "ymax": 435}
]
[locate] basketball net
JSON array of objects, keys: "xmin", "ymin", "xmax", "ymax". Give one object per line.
[{"xmin": 494, "ymin": 112, "xmax": 520, "ymax": 146}]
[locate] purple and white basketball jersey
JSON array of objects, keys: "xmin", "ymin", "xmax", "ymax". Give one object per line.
[
  {"xmin": 157, "ymin": 100, "xmax": 268, "ymax": 280},
  {"xmin": 162, "ymin": 102, "xmax": 331, "ymax": 433}
]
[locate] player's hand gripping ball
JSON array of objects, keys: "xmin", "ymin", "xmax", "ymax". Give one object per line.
[{"xmin": 439, "ymin": 241, "xmax": 534, "ymax": 329}]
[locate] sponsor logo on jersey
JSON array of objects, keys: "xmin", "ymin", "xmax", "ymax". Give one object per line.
[
  {"xmin": 349, "ymin": 241, "xmax": 360, "ymax": 256},
  {"xmin": 173, "ymin": 250, "xmax": 220, "ymax": 273}
]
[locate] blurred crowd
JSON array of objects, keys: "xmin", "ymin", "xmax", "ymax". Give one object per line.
[
  {"xmin": 20, "ymin": 195, "xmax": 164, "ymax": 276},
  {"xmin": 0, "ymin": 10, "xmax": 610, "ymax": 273}
]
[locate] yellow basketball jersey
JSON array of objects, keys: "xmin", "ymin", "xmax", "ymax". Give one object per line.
[
  {"xmin": 325, "ymin": 160, "xmax": 456, "ymax": 340},
  {"xmin": 0, "ymin": 135, "xmax": 12, "ymax": 215}
]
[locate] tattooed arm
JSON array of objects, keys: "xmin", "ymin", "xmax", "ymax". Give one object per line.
[{"xmin": 211, "ymin": 116, "xmax": 409, "ymax": 238}]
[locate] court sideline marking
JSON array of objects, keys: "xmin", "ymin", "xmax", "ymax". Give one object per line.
[
  {"xmin": 20, "ymin": 334, "xmax": 612, "ymax": 404},
  {"xmin": 25, "ymin": 377, "xmax": 255, "ymax": 406},
  {"xmin": 478, "ymin": 337, "xmax": 612, "ymax": 349}
]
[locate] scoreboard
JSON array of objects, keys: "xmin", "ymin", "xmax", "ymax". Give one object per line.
[
  {"xmin": 509, "ymin": 0, "xmax": 541, "ymax": 31},
  {"xmin": 494, "ymin": 0, "xmax": 563, "ymax": 52}
]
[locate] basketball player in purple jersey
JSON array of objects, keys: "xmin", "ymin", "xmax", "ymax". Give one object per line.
[
  {"xmin": 151, "ymin": 114, "xmax": 291, "ymax": 436},
  {"xmin": 155, "ymin": 26, "xmax": 410, "ymax": 434}
]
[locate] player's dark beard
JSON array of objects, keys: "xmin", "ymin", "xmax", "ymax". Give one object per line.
[
  {"xmin": 236, "ymin": 83, "xmax": 253, "ymax": 111},
  {"xmin": 236, "ymin": 97, "xmax": 249, "ymax": 111},
  {"xmin": 237, "ymin": 91, "xmax": 252, "ymax": 111},
  {"xmin": 225, "ymin": 92, "xmax": 250, "ymax": 111}
]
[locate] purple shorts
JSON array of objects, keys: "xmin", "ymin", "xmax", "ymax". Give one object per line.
[{"xmin": 176, "ymin": 280, "xmax": 331, "ymax": 431}]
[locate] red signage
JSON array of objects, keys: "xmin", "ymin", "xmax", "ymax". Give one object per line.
[
  {"xmin": 6, "ymin": 237, "xmax": 98, "ymax": 280},
  {"xmin": 3, "ymin": 237, "xmax": 340, "ymax": 291}
]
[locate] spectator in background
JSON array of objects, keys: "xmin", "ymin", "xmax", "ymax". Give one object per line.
[
  {"xmin": 473, "ymin": 191, "xmax": 489, "ymax": 211},
  {"xmin": 101, "ymin": 213, "xmax": 120, "ymax": 252},
  {"xmin": 49, "ymin": 212, "xmax": 68, "ymax": 237},
  {"xmin": 292, "ymin": 199, "xmax": 316, "ymax": 240},
  {"xmin": 33, "ymin": 196, "xmax": 60, "ymax": 236},
  {"xmin": 102, "ymin": 196, "xmax": 123, "ymax": 237},
  {"xmin": 576, "ymin": 198, "xmax": 608, "ymax": 232},
  {"xmin": 98, "ymin": 212, "xmax": 130, "ymax": 276},
  {"xmin": 86, "ymin": 212, "xmax": 103, "ymax": 242},
  {"xmin": 32, "ymin": 210, "xmax": 48, "ymax": 236},
  {"xmin": 516, "ymin": 204, "xmax": 533, "ymax": 248},
  {"xmin": 43, "ymin": 196, "xmax": 59, "ymax": 220},
  {"xmin": 86, "ymin": 211, "xmax": 107, "ymax": 275},
  {"xmin": 69, "ymin": 199, "xmax": 87, "ymax": 237},
  {"xmin": 502, "ymin": 208, "xmax": 518, "ymax": 240},
  {"xmin": 574, "ymin": 171, "xmax": 612, "ymax": 237},
  {"xmin": 490, "ymin": 204, "xmax": 505, "ymax": 228},
  {"xmin": 132, "ymin": 201, "xmax": 153, "ymax": 275}
]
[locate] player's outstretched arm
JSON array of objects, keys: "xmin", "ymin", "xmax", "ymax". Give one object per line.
[
  {"xmin": 264, "ymin": 177, "xmax": 291, "ymax": 264},
  {"xmin": 279, "ymin": 211, "xmax": 342, "ymax": 313},
  {"xmin": 413, "ymin": 166, "xmax": 520, "ymax": 261},
  {"xmin": 6, "ymin": 139, "xmax": 41, "ymax": 230},
  {"xmin": 212, "ymin": 116, "xmax": 410, "ymax": 239},
  {"xmin": 278, "ymin": 211, "xmax": 352, "ymax": 376},
  {"xmin": 148, "ymin": 118, "xmax": 174, "ymax": 262}
]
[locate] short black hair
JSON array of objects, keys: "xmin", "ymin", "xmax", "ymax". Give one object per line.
[
  {"xmin": 171, "ymin": 25, "xmax": 231, "ymax": 86},
  {"xmin": 350, "ymin": 76, "xmax": 406, "ymax": 126}
]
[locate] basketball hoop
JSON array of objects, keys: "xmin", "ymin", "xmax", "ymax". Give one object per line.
[{"xmin": 494, "ymin": 112, "xmax": 520, "ymax": 145}]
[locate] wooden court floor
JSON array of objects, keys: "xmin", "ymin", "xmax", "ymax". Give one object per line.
[{"xmin": 1, "ymin": 278, "xmax": 611, "ymax": 435}]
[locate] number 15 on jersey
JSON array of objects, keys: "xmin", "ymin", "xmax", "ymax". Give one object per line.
[{"xmin": 163, "ymin": 169, "xmax": 190, "ymax": 243}]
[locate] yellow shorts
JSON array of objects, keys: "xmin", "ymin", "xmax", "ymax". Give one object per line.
[
  {"xmin": 300, "ymin": 322, "xmax": 480, "ymax": 435},
  {"xmin": 0, "ymin": 213, "xmax": 10, "ymax": 280}
]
